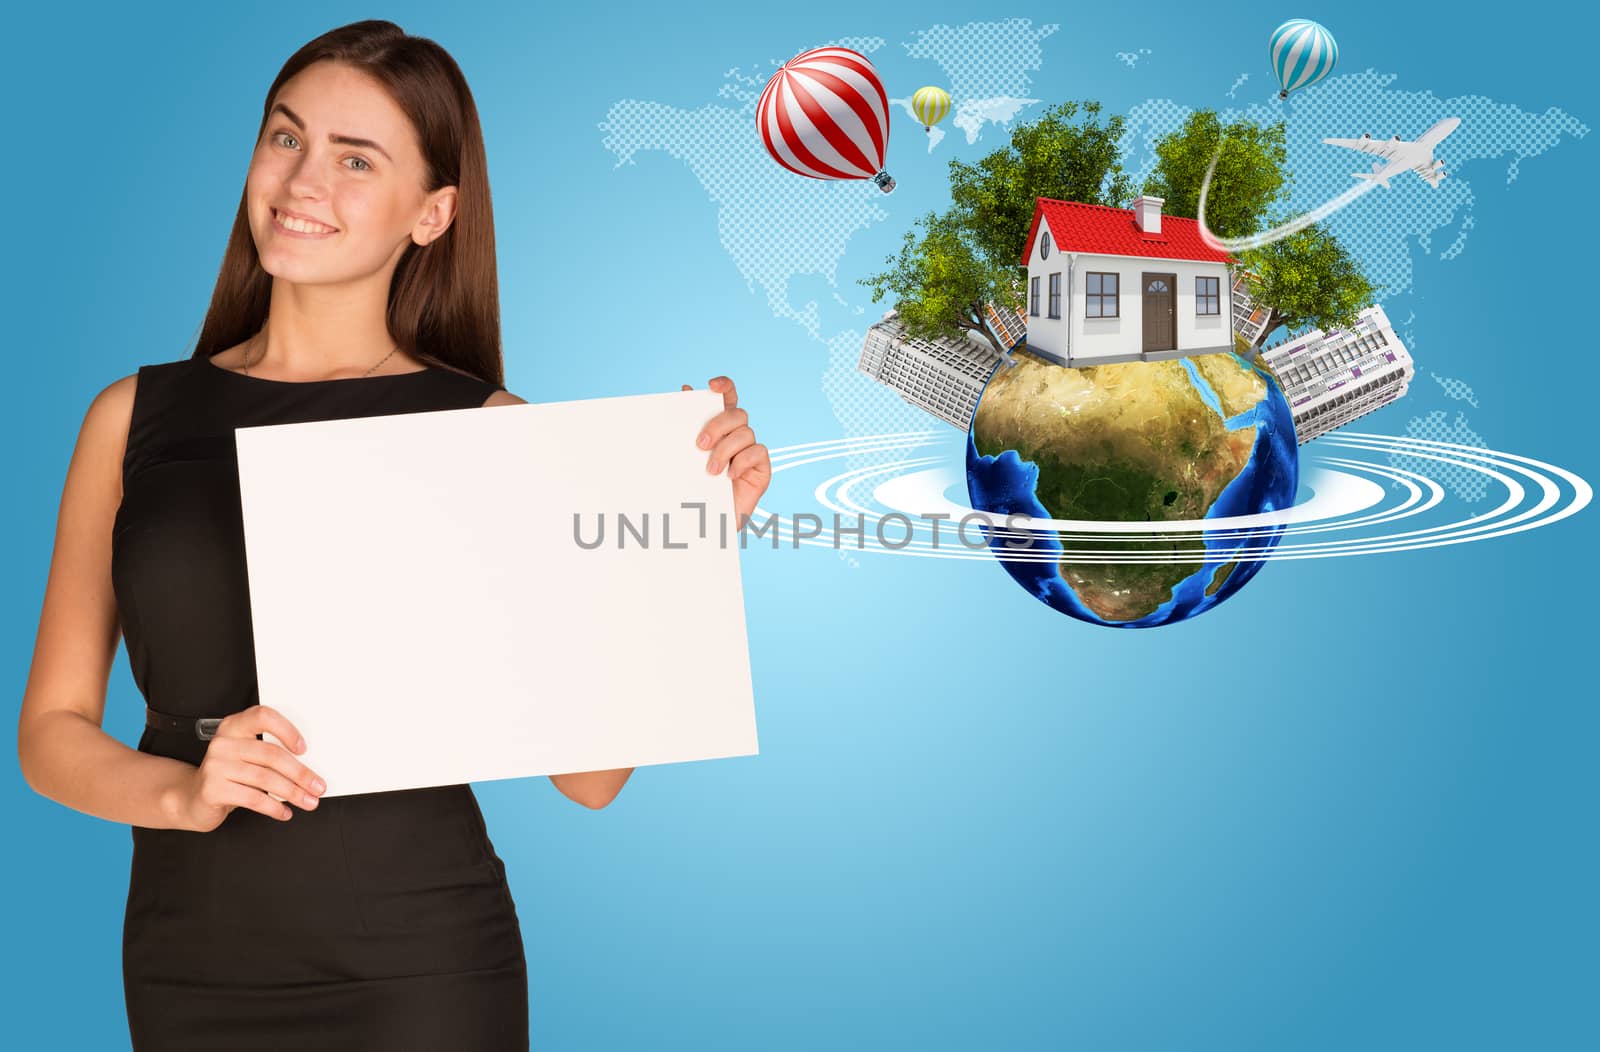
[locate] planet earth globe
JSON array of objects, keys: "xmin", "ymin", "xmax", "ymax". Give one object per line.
[{"xmin": 965, "ymin": 346, "xmax": 1299, "ymax": 627}]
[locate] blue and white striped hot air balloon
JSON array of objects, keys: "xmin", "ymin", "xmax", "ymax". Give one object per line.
[{"xmin": 1269, "ymin": 19, "xmax": 1338, "ymax": 100}]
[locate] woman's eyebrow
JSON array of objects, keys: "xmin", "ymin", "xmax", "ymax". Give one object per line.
[{"xmin": 270, "ymin": 103, "xmax": 393, "ymax": 162}]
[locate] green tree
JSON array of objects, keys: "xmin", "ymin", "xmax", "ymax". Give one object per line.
[
  {"xmin": 861, "ymin": 101, "xmax": 1130, "ymax": 348},
  {"xmin": 859, "ymin": 209, "xmax": 1016, "ymax": 357},
  {"xmin": 1141, "ymin": 109, "xmax": 1289, "ymax": 239},
  {"xmin": 1239, "ymin": 224, "xmax": 1377, "ymax": 346},
  {"xmin": 1147, "ymin": 109, "xmax": 1375, "ymax": 349},
  {"xmin": 948, "ymin": 100, "xmax": 1133, "ymax": 273},
  {"xmin": 860, "ymin": 101, "xmax": 1374, "ymax": 359}
]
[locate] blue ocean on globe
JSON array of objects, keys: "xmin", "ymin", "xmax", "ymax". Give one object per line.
[{"xmin": 965, "ymin": 349, "xmax": 1300, "ymax": 628}]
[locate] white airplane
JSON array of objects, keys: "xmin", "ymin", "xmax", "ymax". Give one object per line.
[{"xmin": 1322, "ymin": 117, "xmax": 1461, "ymax": 188}]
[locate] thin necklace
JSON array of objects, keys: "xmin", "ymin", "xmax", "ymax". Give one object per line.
[{"xmin": 242, "ymin": 337, "xmax": 399, "ymax": 379}]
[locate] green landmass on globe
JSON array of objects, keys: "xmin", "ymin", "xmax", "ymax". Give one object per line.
[{"xmin": 969, "ymin": 346, "xmax": 1297, "ymax": 624}]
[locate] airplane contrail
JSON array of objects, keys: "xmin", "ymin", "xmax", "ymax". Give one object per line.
[{"xmin": 1195, "ymin": 146, "xmax": 1379, "ymax": 252}]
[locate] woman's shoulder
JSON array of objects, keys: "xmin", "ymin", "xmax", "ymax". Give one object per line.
[
  {"xmin": 84, "ymin": 357, "xmax": 189, "ymax": 432},
  {"xmin": 84, "ymin": 371, "xmax": 141, "ymax": 435},
  {"xmin": 414, "ymin": 352, "xmax": 513, "ymax": 406},
  {"xmin": 115, "ymin": 356, "xmax": 199, "ymax": 392},
  {"xmin": 77, "ymin": 369, "xmax": 149, "ymax": 503},
  {"xmin": 109, "ymin": 358, "xmax": 200, "ymax": 418},
  {"xmin": 102, "ymin": 358, "xmax": 209, "ymax": 470}
]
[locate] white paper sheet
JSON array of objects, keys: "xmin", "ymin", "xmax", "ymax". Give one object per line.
[{"xmin": 232, "ymin": 388, "xmax": 758, "ymax": 798}]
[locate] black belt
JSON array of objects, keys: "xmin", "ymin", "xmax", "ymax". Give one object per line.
[{"xmin": 146, "ymin": 706, "xmax": 226, "ymax": 741}]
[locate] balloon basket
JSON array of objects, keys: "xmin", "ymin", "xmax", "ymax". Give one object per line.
[{"xmin": 872, "ymin": 171, "xmax": 896, "ymax": 193}]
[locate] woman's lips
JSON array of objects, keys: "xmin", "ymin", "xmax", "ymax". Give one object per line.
[{"xmin": 271, "ymin": 207, "xmax": 338, "ymax": 238}]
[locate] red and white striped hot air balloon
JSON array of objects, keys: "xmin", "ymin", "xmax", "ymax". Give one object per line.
[{"xmin": 757, "ymin": 46, "xmax": 894, "ymax": 192}]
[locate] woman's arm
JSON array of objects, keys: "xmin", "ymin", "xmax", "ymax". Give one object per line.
[
  {"xmin": 482, "ymin": 388, "xmax": 635, "ymax": 811},
  {"xmin": 17, "ymin": 375, "xmax": 200, "ymax": 830}
]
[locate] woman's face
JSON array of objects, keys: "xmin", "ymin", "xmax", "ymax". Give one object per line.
[{"xmin": 246, "ymin": 61, "xmax": 454, "ymax": 285}]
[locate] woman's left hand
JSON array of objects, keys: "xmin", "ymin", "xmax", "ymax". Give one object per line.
[{"xmin": 684, "ymin": 376, "xmax": 770, "ymax": 523}]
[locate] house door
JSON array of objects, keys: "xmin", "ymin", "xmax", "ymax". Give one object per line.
[{"xmin": 1142, "ymin": 273, "xmax": 1176, "ymax": 353}]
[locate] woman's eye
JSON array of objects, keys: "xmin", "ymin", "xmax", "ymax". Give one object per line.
[{"xmin": 270, "ymin": 131, "xmax": 371, "ymax": 172}]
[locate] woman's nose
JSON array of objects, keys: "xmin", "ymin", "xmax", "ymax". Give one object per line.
[{"xmin": 284, "ymin": 152, "xmax": 332, "ymax": 200}]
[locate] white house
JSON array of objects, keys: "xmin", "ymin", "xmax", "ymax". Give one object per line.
[{"xmin": 1021, "ymin": 196, "xmax": 1237, "ymax": 368}]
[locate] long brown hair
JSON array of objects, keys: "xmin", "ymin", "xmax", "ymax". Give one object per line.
[{"xmin": 190, "ymin": 19, "xmax": 502, "ymax": 387}]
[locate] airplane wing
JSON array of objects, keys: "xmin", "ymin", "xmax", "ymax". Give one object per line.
[
  {"xmin": 1322, "ymin": 136, "xmax": 1405, "ymax": 159},
  {"xmin": 1415, "ymin": 164, "xmax": 1445, "ymax": 188},
  {"xmin": 1414, "ymin": 117, "xmax": 1462, "ymax": 152}
]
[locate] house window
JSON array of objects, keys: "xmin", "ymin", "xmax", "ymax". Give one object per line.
[
  {"xmin": 1040, "ymin": 230, "xmax": 1052, "ymax": 260},
  {"xmin": 1048, "ymin": 273, "xmax": 1061, "ymax": 319},
  {"xmin": 1196, "ymin": 276, "xmax": 1220, "ymax": 315},
  {"xmin": 1086, "ymin": 272, "xmax": 1118, "ymax": 318},
  {"xmin": 1030, "ymin": 276, "xmax": 1040, "ymax": 317}
]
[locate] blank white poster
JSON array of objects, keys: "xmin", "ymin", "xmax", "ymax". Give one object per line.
[{"xmin": 232, "ymin": 388, "xmax": 758, "ymax": 798}]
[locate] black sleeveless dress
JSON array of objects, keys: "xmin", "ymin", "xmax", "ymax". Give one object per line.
[{"xmin": 112, "ymin": 356, "xmax": 529, "ymax": 1051}]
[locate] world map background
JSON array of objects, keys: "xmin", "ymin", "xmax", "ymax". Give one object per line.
[
  {"xmin": 5, "ymin": 4, "xmax": 1596, "ymax": 1050},
  {"xmin": 599, "ymin": 18, "xmax": 1586, "ymax": 508}
]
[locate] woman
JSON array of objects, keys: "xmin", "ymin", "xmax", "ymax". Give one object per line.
[{"xmin": 16, "ymin": 20, "xmax": 771, "ymax": 1051}]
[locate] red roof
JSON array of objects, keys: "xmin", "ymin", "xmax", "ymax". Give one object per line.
[{"xmin": 1020, "ymin": 198, "xmax": 1233, "ymax": 266}]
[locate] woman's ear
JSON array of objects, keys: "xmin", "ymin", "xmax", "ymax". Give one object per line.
[{"xmin": 413, "ymin": 187, "xmax": 458, "ymax": 246}]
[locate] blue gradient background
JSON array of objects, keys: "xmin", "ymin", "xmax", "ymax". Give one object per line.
[{"xmin": 3, "ymin": 2, "xmax": 1594, "ymax": 1049}]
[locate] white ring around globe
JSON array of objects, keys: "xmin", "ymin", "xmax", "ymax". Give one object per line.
[{"xmin": 873, "ymin": 465, "xmax": 1387, "ymax": 533}]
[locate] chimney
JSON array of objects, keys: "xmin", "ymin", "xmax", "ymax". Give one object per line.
[{"xmin": 1131, "ymin": 195, "xmax": 1163, "ymax": 234}]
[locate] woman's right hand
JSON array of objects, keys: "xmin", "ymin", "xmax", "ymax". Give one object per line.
[{"xmin": 175, "ymin": 705, "xmax": 326, "ymax": 832}]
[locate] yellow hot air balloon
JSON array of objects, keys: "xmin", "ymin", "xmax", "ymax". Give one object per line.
[{"xmin": 911, "ymin": 85, "xmax": 951, "ymax": 133}]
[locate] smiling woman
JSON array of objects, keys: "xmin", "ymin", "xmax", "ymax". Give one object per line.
[
  {"xmin": 23, "ymin": 19, "xmax": 527, "ymax": 1052},
  {"xmin": 19, "ymin": 15, "xmax": 772, "ymax": 1050}
]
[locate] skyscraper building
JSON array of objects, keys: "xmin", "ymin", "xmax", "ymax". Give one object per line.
[
  {"xmin": 983, "ymin": 301, "xmax": 1028, "ymax": 351},
  {"xmin": 857, "ymin": 310, "xmax": 1006, "ymax": 430},
  {"xmin": 1258, "ymin": 304, "xmax": 1414, "ymax": 444},
  {"xmin": 1231, "ymin": 269, "xmax": 1272, "ymax": 349}
]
